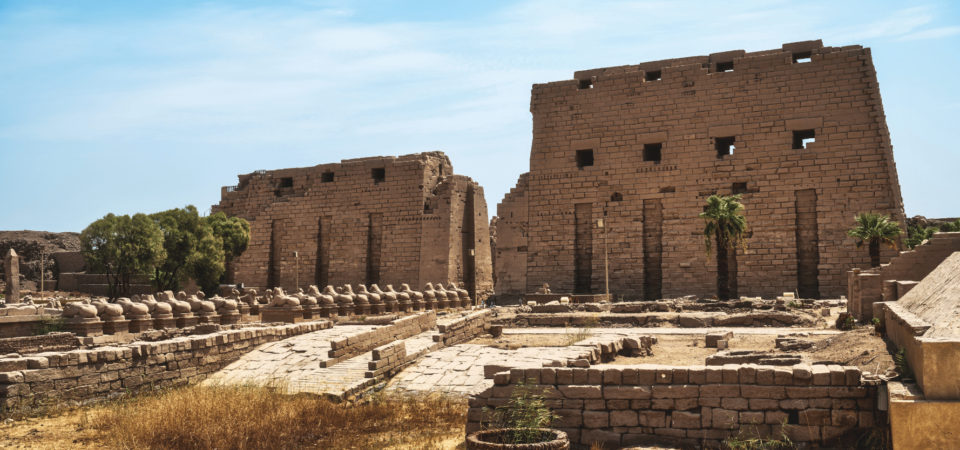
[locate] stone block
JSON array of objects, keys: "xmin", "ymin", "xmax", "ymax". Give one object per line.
[
  {"xmin": 672, "ymin": 411, "xmax": 701, "ymax": 429},
  {"xmin": 582, "ymin": 410, "xmax": 609, "ymax": 428}
]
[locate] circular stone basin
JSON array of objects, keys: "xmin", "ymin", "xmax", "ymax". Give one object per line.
[{"xmin": 466, "ymin": 429, "xmax": 569, "ymax": 450}]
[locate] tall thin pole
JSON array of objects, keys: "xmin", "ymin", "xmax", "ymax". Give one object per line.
[
  {"xmin": 40, "ymin": 250, "xmax": 44, "ymax": 303},
  {"xmin": 294, "ymin": 251, "xmax": 299, "ymax": 292},
  {"xmin": 604, "ymin": 221, "xmax": 609, "ymax": 301}
]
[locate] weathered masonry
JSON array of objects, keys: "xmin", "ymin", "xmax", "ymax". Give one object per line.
[
  {"xmin": 495, "ymin": 40, "xmax": 904, "ymax": 301},
  {"xmin": 213, "ymin": 152, "xmax": 494, "ymax": 302}
]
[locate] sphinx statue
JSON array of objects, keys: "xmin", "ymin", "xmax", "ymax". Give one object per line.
[
  {"xmin": 371, "ymin": 284, "xmax": 396, "ymax": 313},
  {"xmin": 448, "ymin": 282, "xmax": 472, "ymax": 308},
  {"xmin": 337, "ymin": 285, "xmax": 357, "ymax": 317},
  {"xmin": 63, "ymin": 299, "xmax": 98, "ymax": 319},
  {"xmin": 388, "ymin": 284, "xmax": 411, "ymax": 312},
  {"xmin": 318, "ymin": 286, "xmax": 338, "ymax": 305},
  {"xmin": 358, "ymin": 285, "xmax": 383, "ymax": 314}
]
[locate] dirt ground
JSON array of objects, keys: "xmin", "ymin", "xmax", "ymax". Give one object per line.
[
  {"xmin": 809, "ymin": 327, "xmax": 897, "ymax": 374},
  {"xmin": 468, "ymin": 328, "xmax": 894, "ymax": 372},
  {"xmin": 0, "ymin": 410, "xmax": 99, "ymax": 449}
]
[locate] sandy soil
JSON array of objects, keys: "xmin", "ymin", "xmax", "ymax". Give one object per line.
[{"xmin": 0, "ymin": 410, "xmax": 99, "ymax": 449}]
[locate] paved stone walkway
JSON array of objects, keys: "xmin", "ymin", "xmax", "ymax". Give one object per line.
[
  {"xmin": 389, "ymin": 343, "xmax": 608, "ymax": 395},
  {"xmin": 204, "ymin": 325, "xmax": 438, "ymax": 398}
]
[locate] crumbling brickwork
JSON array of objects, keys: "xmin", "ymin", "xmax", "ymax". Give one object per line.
[
  {"xmin": 213, "ymin": 152, "xmax": 493, "ymax": 302},
  {"xmin": 495, "ymin": 40, "xmax": 904, "ymax": 300}
]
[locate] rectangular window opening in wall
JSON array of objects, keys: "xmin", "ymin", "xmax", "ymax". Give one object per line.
[
  {"xmin": 645, "ymin": 70, "xmax": 661, "ymax": 82},
  {"xmin": 716, "ymin": 61, "xmax": 734, "ymax": 73},
  {"xmin": 575, "ymin": 149, "xmax": 594, "ymax": 169},
  {"xmin": 578, "ymin": 79, "xmax": 593, "ymax": 89},
  {"xmin": 793, "ymin": 52, "xmax": 812, "ymax": 64},
  {"xmin": 279, "ymin": 177, "xmax": 293, "ymax": 188},
  {"xmin": 659, "ymin": 186, "xmax": 676, "ymax": 193},
  {"xmin": 320, "ymin": 172, "xmax": 334, "ymax": 183},
  {"xmin": 371, "ymin": 168, "xmax": 385, "ymax": 183},
  {"xmin": 793, "ymin": 129, "xmax": 816, "ymax": 149},
  {"xmin": 732, "ymin": 182, "xmax": 748, "ymax": 194},
  {"xmin": 643, "ymin": 143, "xmax": 662, "ymax": 163},
  {"xmin": 715, "ymin": 136, "xmax": 736, "ymax": 159}
]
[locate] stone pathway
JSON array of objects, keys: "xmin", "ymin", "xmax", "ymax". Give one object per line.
[
  {"xmin": 204, "ymin": 325, "xmax": 438, "ymax": 398},
  {"xmin": 389, "ymin": 343, "xmax": 605, "ymax": 395}
]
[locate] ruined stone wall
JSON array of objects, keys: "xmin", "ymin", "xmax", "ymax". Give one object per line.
[
  {"xmin": 468, "ymin": 364, "xmax": 876, "ymax": 448},
  {"xmin": 0, "ymin": 322, "xmax": 328, "ymax": 409},
  {"xmin": 213, "ymin": 152, "xmax": 493, "ymax": 302},
  {"xmin": 499, "ymin": 40, "xmax": 904, "ymax": 300},
  {"xmin": 847, "ymin": 232, "xmax": 960, "ymax": 321},
  {"xmin": 493, "ymin": 173, "xmax": 529, "ymax": 301}
]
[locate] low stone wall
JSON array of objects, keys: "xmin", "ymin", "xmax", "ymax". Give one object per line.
[
  {"xmin": 0, "ymin": 321, "xmax": 331, "ymax": 409},
  {"xmin": 508, "ymin": 311, "xmax": 814, "ymax": 328},
  {"xmin": 365, "ymin": 339, "xmax": 437, "ymax": 379},
  {"xmin": 325, "ymin": 312, "xmax": 436, "ymax": 368},
  {"xmin": 0, "ymin": 306, "xmax": 63, "ymax": 339},
  {"xmin": 0, "ymin": 332, "xmax": 78, "ymax": 355},
  {"xmin": 434, "ymin": 310, "xmax": 492, "ymax": 346},
  {"xmin": 467, "ymin": 364, "xmax": 876, "ymax": 449}
]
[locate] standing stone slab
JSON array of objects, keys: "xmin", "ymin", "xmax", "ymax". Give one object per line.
[{"xmin": 4, "ymin": 249, "xmax": 19, "ymax": 303}]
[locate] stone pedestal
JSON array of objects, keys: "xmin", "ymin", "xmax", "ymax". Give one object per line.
[
  {"xmin": 437, "ymin": 299, "xmax": 450, "ymax": 311},
  {"xmin": 369, "ymin": 303, "xmax": 384, "ymax": 315},
  {"xmin": 300, "ymin": 305, "xmax": 320, "ymax": 319},
  {"xmin": 398, "ymin": 301, "xmax": 413, "ymax": 313},
  {"xmin": 154, "ymin": 314, "xmax": 177, "ymax": 330},
  {"xmin": 196, "ymin": 312, "xmax": 220, "ymax": 325},
  {"xmin": 319, "ymin": 305, "xmax": 336, "ymax": 318},
  {"xmin": 175, "ymin": 313, "xmax": 198, "ymax": 328},
  {"xmin": 412, "ymin": 300, "xmax": 426, "ymax": 312},
  {"xmin": 64, "ymin": 318, "xmax": 103, "ymax": 337},
  {"xmin": 219, "ymin": 310, "xmax": 241, "ymax": 325},
  {"xmin": 238, "ymin": 303, "xmax": 251, "ymax": 321},
  {"xmin": 355, "ymin": 303, "xmax": 371, "ymax": 315},
  {"xmin": 338, "ymin": 303, "xmax": 355, "ymax": 318},
  {"xmin": 261, "ymin": 306, "xmax": 304, "ymax": 324},
  {"xmin": 249, "ymin": 304, "xmax": 260, "ymax": 316},
  {"xmin": 425, "ymin": 300, "xmax": 438, "ymax": 311},
  {"xmin": 383, "ymin": 301, "xmax": 399, "ymax": 313},
  {"xmin": 127, "ymin": 314, "xmax": 154, "ymax": 333},
  {"xmin": 101, "ymin": 317, "xmax": 130, "ymax": 335}
]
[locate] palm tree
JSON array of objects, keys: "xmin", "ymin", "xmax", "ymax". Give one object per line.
[
  {"xmin": 699, "ymin": 194, "xmax": 749, "ymax": 301},
  {"xmin": 847, "ymin": 213, "xmax": 902, "ymax": 267}
]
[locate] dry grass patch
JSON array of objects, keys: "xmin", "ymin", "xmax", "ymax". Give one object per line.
[{"xmin": 90, "ymin": 383, "xmax": 467, "ymax": 449}]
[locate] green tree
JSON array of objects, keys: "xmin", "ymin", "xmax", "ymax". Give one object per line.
[
  {"xmin": 939, "ymin": 219, "xmax": 960, "ymax": 233},
  {"xmin": 903, "ymin": 226, "xmax": 936, "ymax": 249},
  {"xmin": 80, "ymin": 213, "xmax": 166, "ymax": 300},
  {"xmin": 699, "ymin": 194, "xmax": 749, "ymax": 301},
  {"xmin": 150, "ymin": 206, "xmax": 250, "ymax": 295},
  {"xmin": 205, "ymin": 212, "xmax": 251, "ymax": 262},
  {"xmin": 847, "ymin": 212, "xmax": 902, "ymax": 268}
]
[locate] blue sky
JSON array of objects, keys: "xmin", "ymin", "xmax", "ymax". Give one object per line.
[{"xmin": 1, "ymin": 0, "xmax": 958, "ymax": 232}]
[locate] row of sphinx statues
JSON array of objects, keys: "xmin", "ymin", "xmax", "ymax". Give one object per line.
[
  {"xmin": 60, "ymin": 282, "xmax": 473, "ymax": 322},
  {"xmin": 261, "ymin": 282, "xmax": 472, "ymax": 312}
]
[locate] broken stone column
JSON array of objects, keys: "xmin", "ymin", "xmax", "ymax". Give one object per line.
[{"xmin": 4, "ymin": 249, "xmax": 19, "ymax": 304}]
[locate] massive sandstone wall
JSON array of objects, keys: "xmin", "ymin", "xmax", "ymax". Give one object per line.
[
  {"xmin": 495, "ymin": 40, "xmax": 904, "ymax": 300},
  {"xmin": 213, "ymin": 152, "xmax": 493, "ymax": 302}
]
